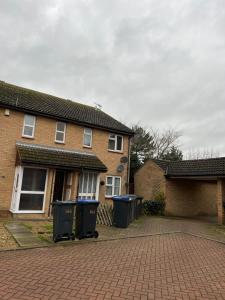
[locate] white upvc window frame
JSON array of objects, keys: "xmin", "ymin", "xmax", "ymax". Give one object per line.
[
  {"xmin": 83, "ymin": 128, "xmax": 93, "ymax": 148},
  {"xmin": 105, "ymin": 176, "xmax": 121, "ymax": 198},
  {"xmin": 10, "ymin": 166, "xmax": 48, "ymax": 214},
  {"xmin": 108, "ymin": 134, "xmax": 123, "ymax": 152},
  {"xmin": 22, "ymin": 114, "xmax": 36, "ymax": 138},
  {"xmin": 78, "ymin": 171, "xmax": 100, "ymax": 200},
  {"xmin": 55, "ymin": 122, "xmax": 66, "ymax": 144}
]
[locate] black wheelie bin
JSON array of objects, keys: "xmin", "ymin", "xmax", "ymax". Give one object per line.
[
  {"xmin": 52, "ymin": 200, "xmax": 76, "ymax": 242},
  {"xmin": 112, "ymin": 195, "xmax": 136, "ymax": 228},
  {"xmin": 75, "ymin": 199, "xmax": 99, "ymax": 239}
]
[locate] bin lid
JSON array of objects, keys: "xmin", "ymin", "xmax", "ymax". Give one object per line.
[
  {"xmin": 52, "ymin": 200, "xmax": 77, "ymax": 206},
  {"xmin": 112, "ymin": 194, "xmax": 137, "ymax": 202},
  {"xmin": 76, "ymin": 199, "xmax": 100, "ymax": 205}
]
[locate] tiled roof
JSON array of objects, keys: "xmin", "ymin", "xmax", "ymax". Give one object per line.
[
  {"xmin": 16, "ymin": 142, "xmax": 107, "ymax": 172},
  {"xmin": 153, "ymin": 159, "xmax": 170, "ymax": 172},
  {"xmin": 0, "ymin": 81, "xmax": 133, "ymax": 135},
  {"xmin": 154, "ymin": 157, "xmax": 225, "ymax": 177}
]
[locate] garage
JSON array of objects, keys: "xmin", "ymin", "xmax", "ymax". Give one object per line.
[{"xmin": 134, "ymin": 158, "xmax": 225, "ymax": 224}]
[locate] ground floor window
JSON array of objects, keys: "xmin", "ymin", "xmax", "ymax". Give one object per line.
[
  {"xmin": 12, "ymin": 167, "xmax": 47, "ymax": 212},
  {"xmin": 105, "ymin": 176, "xmax": 121, "ymax": 197},
  {"xmin": 78, "ymin": 172, "xmax": 98, "ymax": 200}
]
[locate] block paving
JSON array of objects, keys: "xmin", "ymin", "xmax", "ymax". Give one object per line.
[{"xmin": 0, "ymin": 233, "xmax": 225, "ymax": 299}]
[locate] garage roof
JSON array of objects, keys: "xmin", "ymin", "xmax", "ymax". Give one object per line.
[
  {"xmin": 153, "ymin": 157, "xmax": 225, "ymax": 177},
  {"xmin": 16, "ymin": 142, "xmax": 107, "ymax": 172}
]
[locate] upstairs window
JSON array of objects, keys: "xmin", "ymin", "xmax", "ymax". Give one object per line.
[
  {"xmin": 22, "ymin": 114, "xmax": 36, "ymax": 138},
  {"xmin": 108, "ymin": 134, "xmax": 123, "ymax": 152},
  {"xmin": 105, "ymin": 176, "xmax": 121, "ymax": 197},
  {"xmin": 83, "ymin": 128, "xmax": 92, "ymax": 147},
  {"xmin": 55, "ymin": 122, "xmax": 66, "ymax": 143}
]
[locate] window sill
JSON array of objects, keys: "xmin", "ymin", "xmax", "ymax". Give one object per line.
[
  {"xmin": 10, "ymin": 210, "xmax": 45, "ymax": 214},
  {"xmin": 108, "ymin": 149, "xmax": 123, "ymax": 154},
  {"xmin": 22, "ymin": 135, "xmax": 34, "ymax": 139},
  {"xmin": 55, "ymin": 141, "xmax": 65, "ymax": 145},
  {"xmin": 83, "ymin": 145, "xmax": 92, "ymax": 149}
]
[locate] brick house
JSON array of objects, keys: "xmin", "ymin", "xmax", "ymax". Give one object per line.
[
  {"xmin": 0, "ymin": 81, "xmax": 133, "ymax": 218},
  {"xmin": 135, "ymin": 159, "xmax": 225, "ymax": 225}
]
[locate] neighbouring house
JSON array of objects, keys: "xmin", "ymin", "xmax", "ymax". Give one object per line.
[
  {"xmin": 135, "ymin": 159, "xmax": 225, "ymax": 225},
  {"xmin": 0, "ymin": 81, "xmax": 133, "ymax": 218}
]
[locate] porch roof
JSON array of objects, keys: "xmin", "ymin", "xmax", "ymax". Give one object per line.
[
  {"xmin": 16, "ymin": 142, "xmax": 107, "ymax": 172},
  {"xmin": 153, "ymin": 157, "xmax": 225, "ymax": 178}
]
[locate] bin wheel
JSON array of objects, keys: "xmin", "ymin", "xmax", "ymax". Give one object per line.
[
  {"xmin": 94, "ymin": 231, "xmax": 99, "ymax": 238},
  {"xmin": 53, "ymin": 236, "xmax": 59, "ymax": 243}
]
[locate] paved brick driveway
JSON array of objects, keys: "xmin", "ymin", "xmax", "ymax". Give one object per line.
[{"xmin": 0, "ymin": 233, "xmax": 225, "ymax": 300}]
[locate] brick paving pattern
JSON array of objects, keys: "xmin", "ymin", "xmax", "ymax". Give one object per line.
[{"xmin": 0, "ymin": 233, "xmax": 225, "ymax": 299}]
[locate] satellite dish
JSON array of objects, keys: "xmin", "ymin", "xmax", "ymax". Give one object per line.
[
  {"xmin": 120, "ymin": 156, "xmax": 128, "ymax": 164},
  {"xmin": 117, "ymin": 164, "xmax": 124, "ymax": 173}
]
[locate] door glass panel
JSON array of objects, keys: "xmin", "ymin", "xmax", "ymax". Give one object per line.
[
  {"xmin": 22, "ymin": 168, "xmax": 46, "ymax": 191},
  {"xmin": 19, "ymin": 194, "xmax": 44, "ymax": 211}
]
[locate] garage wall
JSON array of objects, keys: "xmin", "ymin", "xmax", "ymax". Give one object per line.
[
  {"xmin": 134, "ymin": 160, "xmax": 166, "ymax": 200},
  {"xmin": 166, "ymin": 179, "xmax": 217, "ymax": 217}
]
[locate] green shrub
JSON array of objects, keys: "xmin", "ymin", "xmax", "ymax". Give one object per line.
[
  {"xmin": 143, "ymin": 199, "xmax": 165, "ymax": 216},
  {"xmin": 154, "ymin": 191, "xmax": 166, "ymax": 202}
]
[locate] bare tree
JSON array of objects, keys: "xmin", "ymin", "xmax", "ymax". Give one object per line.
[
  {"xmin": 151, "ymin": 128, "xmax": 182, "ymax": 159},
  {"xmin": 185, "ymin": 148, "xmax": 220, "ymax": 160}
]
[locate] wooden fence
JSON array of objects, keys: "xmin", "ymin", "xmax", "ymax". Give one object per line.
[{"xmin": 97, "ymin": 202, "xmax": 113, "ymax": 226}]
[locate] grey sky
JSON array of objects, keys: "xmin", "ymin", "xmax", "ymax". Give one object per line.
[{"xmin": 1, "ymin": 0, "xmax": 225, "ymax": 155}]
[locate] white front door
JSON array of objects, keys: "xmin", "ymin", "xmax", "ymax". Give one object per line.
[
  {"xmin": 11, "ymin": 166, "xmax": 48, "ymax": 213},
  {"xmin": 78, "ymin": 172, "xmax": 99, "ymax": 200},
  {"xmin": 10, "ymin": 166, "xmax": 21, "ymax": 212}
]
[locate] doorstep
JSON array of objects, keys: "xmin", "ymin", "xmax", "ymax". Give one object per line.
[{"xmin": 5, "ymin": 223, "xmax": 48, "ymax": 248}]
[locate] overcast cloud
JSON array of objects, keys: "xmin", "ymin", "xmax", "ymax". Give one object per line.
[{"xmin": 1, "ymin": 0, "xmax": 225, "ymax": 155}]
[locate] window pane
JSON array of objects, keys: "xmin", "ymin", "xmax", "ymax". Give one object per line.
[
  {"xmin": 23, "ymin": 126, "xmax": 33, "ymax": 137},
  {"xmin": 106, "ymin": 177, "xmax": 113, "ymax": 185},
  {"xmin": 22, "ymin": 168, "xmax": 46, "ymax": 191},
  {"xmin": 19, "ymin": 194, "xmax": 44, "ymax": 211},
  {"xmin": 56, "ymin": 131, "xmax": 64, "ymax": 142},
  {"xmin": 57, "ymin": 122, "xmax": 65, "ymax": 132},
  {"xmin": 84, "ymin": 134, "xmax": 91, "ymax": 146},
  {"xmin": 92, "ymin": 174, "xmax": 97, "ymax": 193},
  {"xmin": 108, "ymin": 139, "xmax": 115, "ymax": 150},
  {"xmin": 116, "ymin": 136, "xmax": 123, "ymax": 151},
  {"xmin": 84, "ymin": 128, "xmax": 92, "ymax": 135},
  {"xmin": 106, "ymin": 186, "xmax": 113, "ymax": 196},
  {"xmin": 83, "ymin": 173, "xmax": 88, "ymax": 193},
  {"xmin": 78, "ymin": 174, "xmax": 83, "ymax": 193},
  {"xmin": 114, "ymin": 177, "xmax": 121, "ymax": 188},
  {"xmin": 87, "ymin": 173, "xmax": 92, "ymax": 193},
  {"xmin": 114, "ymin": 186, "xmax": 120, "ymax": 196},
  {"xmin": 25, "ymin": 115, "xmax": 35, "ymax": 126}
]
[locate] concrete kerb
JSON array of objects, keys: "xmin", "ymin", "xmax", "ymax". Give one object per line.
[
  {"xmin": 0, "ymin": 231, "xmax": 182, "ymax": 253},
  {"xmin": 1, "ymin": 229, "xmax": 225, "ymax": 254}
]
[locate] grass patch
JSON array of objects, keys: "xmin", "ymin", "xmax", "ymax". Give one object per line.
[
  {"xmin": 43, "ymin": 223, "xmax": 53, "ymax": 232},
  {"xmin": 38, "ymin": 234, "xmax": 52, "ymax": 243}
]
